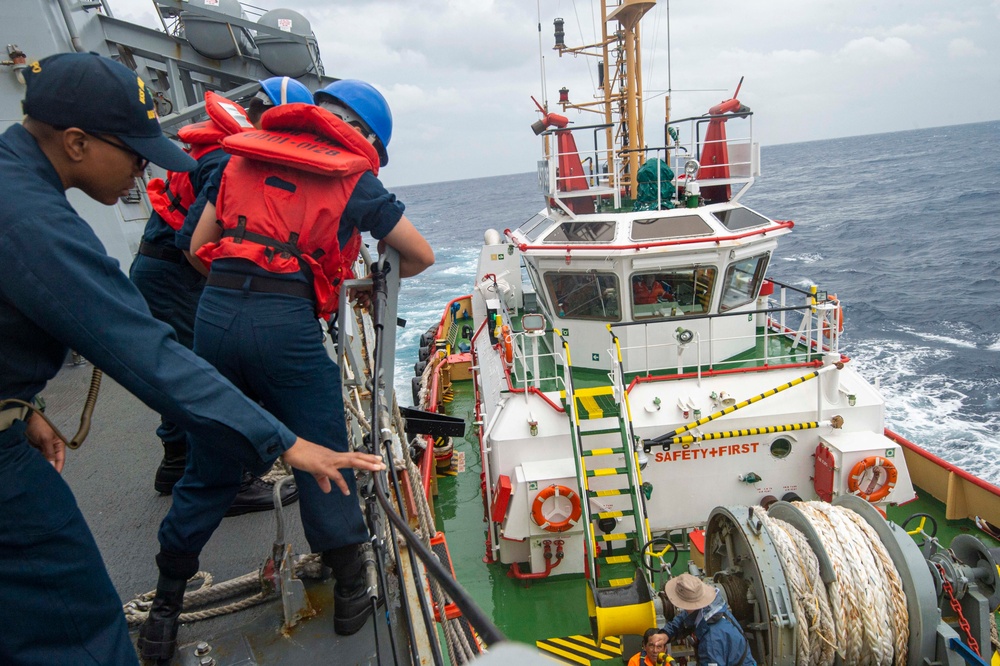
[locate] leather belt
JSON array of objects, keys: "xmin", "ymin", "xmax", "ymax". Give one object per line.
[
  {"xmin": 206, "ymin": 272, "xmax": 314, "ymax": 302},
  {"xmin": 138, "ymin": 240, "xmax": 185, "ymax": 264},
  {"xmin": 0, "ymin": 404, "xmax": 31, "ymax": 432}
]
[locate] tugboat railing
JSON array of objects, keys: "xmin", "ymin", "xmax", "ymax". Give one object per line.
[
  {"xmin": 610, "ymin": 283, "xmax": 839, "ymax": 378},
  {"xmin": 537, "ymin": 111, "xmax": 758, "ymax": 214}
]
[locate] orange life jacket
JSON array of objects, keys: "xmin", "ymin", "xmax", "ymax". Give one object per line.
[
  {"xmin": 197, "ymin": 103, "xmax": 380, "ymax": 317},
  {"xmin": 146, "ymin": 91, "xmax": 252, "ymax": 230}
]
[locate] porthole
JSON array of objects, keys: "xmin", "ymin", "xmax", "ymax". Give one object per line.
[{"xmin": 770, "ymin": 437, "xmax": 793, "ymax": 459}]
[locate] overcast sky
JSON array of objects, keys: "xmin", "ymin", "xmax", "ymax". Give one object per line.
[{"xmin": 109, "ymin": 0, "xmax": 1000, "ymax": 187}]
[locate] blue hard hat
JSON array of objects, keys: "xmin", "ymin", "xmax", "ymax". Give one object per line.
[
  {"xmin": 314, "ymin": 79, "xmax": 392, "ymax": 166},
  {"xmin": 258, "ymin": 76, "xmax": 314, "ymax": 106}
]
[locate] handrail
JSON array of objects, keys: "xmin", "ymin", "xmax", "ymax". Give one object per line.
[
  {"xmin": 644, "ymin": 361, "xmax": 844, "ymax": 449},
  {"xmin": 509, "ymin": 220, "xmax": 793, "ymax": 253}
]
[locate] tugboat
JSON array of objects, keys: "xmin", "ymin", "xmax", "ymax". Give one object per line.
[{"xmin": 415, "ymin": 1, "xmax": 1000, "ymax": 664}]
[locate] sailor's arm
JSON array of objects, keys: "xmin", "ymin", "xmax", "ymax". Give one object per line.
[
  {"xmin": 380, "ymin": 214, "xmax": 434, "ymax": 278},
  {"xmin": 187, "ymin": 200, "xmax": 221, "ymax": 275},
  {"xmin": 1, "ymin": 210, "xmax": 374, "ymax": 480}
]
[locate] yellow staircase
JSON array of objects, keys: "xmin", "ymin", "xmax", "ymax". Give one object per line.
[{"xmin": 557, "ymin": 331, "xmax": 658, "ymax": 643}]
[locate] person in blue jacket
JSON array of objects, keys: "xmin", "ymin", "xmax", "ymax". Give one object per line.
[
  {"xmin": 0, "ymin": 52, "xmax": 385, "ymax": 666},
  {"xmin": 131, "ymin": 76, "xmax": 313, "ymax": 515},
  {"xmin": 662, "ymin": 573, "xmax": 757, "ymax": 666}
]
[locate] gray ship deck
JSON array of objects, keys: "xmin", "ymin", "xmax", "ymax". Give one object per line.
[{"xmin": 50, "ymin": 357, "xmax": 398, "ymax": 665}]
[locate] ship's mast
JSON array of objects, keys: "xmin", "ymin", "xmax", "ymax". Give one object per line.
[{"xmin": 555, "ymin": 0, "xmax": 655, "ymax": 198}]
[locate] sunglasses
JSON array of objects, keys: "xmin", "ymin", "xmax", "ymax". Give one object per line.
[{"xmin": 87, "ymin": 133, "xmax": 150, "ymax": 171}]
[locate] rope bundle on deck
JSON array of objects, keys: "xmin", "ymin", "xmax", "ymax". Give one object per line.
[{"xmin": 756, "ymin": 502, "xmax": 908, "ymax": 666}]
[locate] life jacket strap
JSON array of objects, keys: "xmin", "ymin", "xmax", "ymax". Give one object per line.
[{"xmin": 165, "ymin": 180, "xmax": 188, "ymax": 217}]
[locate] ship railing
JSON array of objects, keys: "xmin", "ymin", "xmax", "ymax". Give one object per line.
[
  {"xmin": 610, "ymin": 280, "xmax": 840, "ymax": 378},
  {"xmin": 508, "ymin": 332, "xmax": 567, "ymax": 396},
  {"xmin": 536, "ymin": 112, "xmax": 759, "ymax": 215},
  {"xmin": 538, "ymin": 122, "xmax": 622, "ymax": 217},
  {"xmin": 666, "ymin": 110, "xmax": 759, "ymax": 204}
]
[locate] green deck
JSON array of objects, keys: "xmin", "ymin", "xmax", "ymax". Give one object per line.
[{"xmin": 427, "ymin": 318, "xmax": 1000, "ymax": 664}]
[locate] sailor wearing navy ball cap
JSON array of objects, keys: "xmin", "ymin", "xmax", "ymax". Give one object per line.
[{"xmin": 0, "ymin": 52, "xmax": 385, "ymax": 665}]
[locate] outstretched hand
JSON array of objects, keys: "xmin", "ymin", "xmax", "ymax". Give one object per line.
[
  {"xmin": 281, "ymin": 438, "xmax": 385, "ymax": 494},
  {"xmin": 26, "ymin": 411, "xmax": 66, "ymax": 473}
]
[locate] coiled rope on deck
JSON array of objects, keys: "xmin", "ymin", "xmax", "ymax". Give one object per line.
[{"xmin": 123, "ymin": 555, "xmax": 325, "ymax": 626}]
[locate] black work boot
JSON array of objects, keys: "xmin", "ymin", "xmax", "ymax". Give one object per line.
[
  {"xmin": 153, "ymin": 440, "xmax": 187, "ymax": 495},
  {"xmin": 224, "ymin": 470, "xmax": 299, "ymax": 517},
  {"xmin": 323, "ymin": 542, "xmax": 378, "ymax": 635},
  {"xmin": 137, "ymin": 574, "xmax": 187, "ymax": 663}
]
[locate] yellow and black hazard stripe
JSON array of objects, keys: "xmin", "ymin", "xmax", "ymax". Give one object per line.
[{"xmin": 536, "ymin": 634, "xmax": 622, "ymax": 664}]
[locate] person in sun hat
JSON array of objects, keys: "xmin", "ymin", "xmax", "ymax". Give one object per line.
[
  {"xmin": 0, "ymin": 51, "xmax": 385, "ymax": 665},
  {"xmin": 661, "ymin": 573, "xmax": 757, "ymax": 666}
]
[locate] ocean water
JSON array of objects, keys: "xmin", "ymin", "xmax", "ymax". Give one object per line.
[{"xmin": 391, "ymin": 120, "xmax": 1000, "ymax": 485}]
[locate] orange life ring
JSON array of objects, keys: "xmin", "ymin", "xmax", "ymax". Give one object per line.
[
  {"xmin": 822, "ymin": 294, "xmax": 843, "ymax": 339},
  {"xmin": 848, "ymin": 456, "xmax": 897, "ymax": 502},
  {"xmin": 531, "ymin": 484, "xmax": 582, "ymax": 533},
  {"xmin": 501, "ymin": 324, "xmax": 514, "ymax": 364}
]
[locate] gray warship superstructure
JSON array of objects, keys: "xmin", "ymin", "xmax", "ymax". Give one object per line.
[{"xmin": 0, "ymin": 2, "xmax": 517, "ymax": 664}]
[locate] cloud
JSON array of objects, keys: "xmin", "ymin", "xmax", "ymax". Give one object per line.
[
  {"xmin": 948, "ymin": 38, "xmax": 986, "ymax": 58},
  {"xmin": 98, "ymin": 0, "xmax": 1000, "ymax": 185},
  {"xmin": 837, "ymin": 36, "xmax": 918, "ymax": 64}
]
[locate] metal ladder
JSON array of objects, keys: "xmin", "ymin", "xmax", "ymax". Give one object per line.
[
  {"xmin": 559, "ymin": 332, "xmax": 658, "ymax": 642},
  {"xmin": 559, "ymin": 334, "xmax": 652, "ymax": 590}
]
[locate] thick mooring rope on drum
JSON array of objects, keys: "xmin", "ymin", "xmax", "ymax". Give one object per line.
[
  {"xmin": 753, "ymin": 507, "xmax": 836, "ymax": 665},
  {"xmin": 793, "ymin": 502, "xmax": 908, "ymax": 666}
]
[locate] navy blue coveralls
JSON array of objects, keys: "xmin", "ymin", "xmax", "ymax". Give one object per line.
[
  {"xmin": 663, "ymin": 601, "xmax": 756, "ymax": 666},
  {"xmin": 0, "ymin": 125, "xmax": 297, "ymax": 665},
  {"xmin": 129, "ymin": 148, "xmax": 227, "ymax": 449},
  {"xmin": 158, "ymin": 166, "xmax": 405, "ymax": 561}
]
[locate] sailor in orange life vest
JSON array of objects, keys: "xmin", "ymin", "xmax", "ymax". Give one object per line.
[
  {"xmin": 130, "ymin": 78, "xmax": 312, "ymax": 516},
  {"xmin": 629, "ymin": 628, "xmax": 674, "ymax": 666},
  {"xmin": 139, "ymin": 80, "xmax": 434, "ymax": 660}
]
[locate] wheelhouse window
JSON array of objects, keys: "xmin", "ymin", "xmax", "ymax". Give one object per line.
[
  {"xmin": 631, "ymin": 267, "xmax": 717, "ymax": 319},
  {"xmin": 520, "ymin": 213, "xmax": 555, "ymax": 242},
  {"xmin": 630, "ymin": 214, "xmax": 713, "ymax": 241},
  {"xmin": 544, "ymin": 271, "xmax": 621, "ymax": 321},
  {"xmin": 543, "ymin": 220, "xmax": 617, "ymax": 244},
  {"xmin": 720, "ymin": 253, "xmax": 770, "ymax": 311},
  {"xmin": 713, "ymin": 207, "xmax": 770, "ymax": 231}
]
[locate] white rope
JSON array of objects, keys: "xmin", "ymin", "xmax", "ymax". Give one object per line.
[
  {"xmin": 789, "ymin": 502, "xmax": 909, "ymax": 666},
  {"xmin": 754, "ymin": 507, "xmax": 836, "ymax": 665}
]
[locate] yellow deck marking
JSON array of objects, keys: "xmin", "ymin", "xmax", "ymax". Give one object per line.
[{"xmin": 536, "ymin": 634, "xmax": 622, "ymax": 664}]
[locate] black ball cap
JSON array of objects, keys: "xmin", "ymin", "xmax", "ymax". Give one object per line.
[{"xmin": 22, "ymin": 52, "xmax": 196, "ymax": 172}]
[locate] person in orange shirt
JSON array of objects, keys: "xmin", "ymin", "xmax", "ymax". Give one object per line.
[
  {"xmin": 633, "ymin": 274, "xmax": 668, "ymax": 305},
  {"xmin": 628, "ymin": 627, "xmax": 673, "ymax": 666}
]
